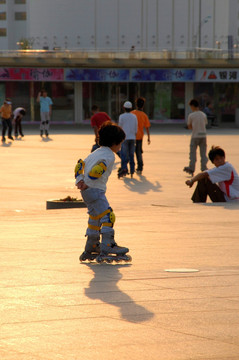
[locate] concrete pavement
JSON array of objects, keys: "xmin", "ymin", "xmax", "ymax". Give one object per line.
[{"xmin": 1, "ymin": 124, "xmax": 239, "ymax": 360}]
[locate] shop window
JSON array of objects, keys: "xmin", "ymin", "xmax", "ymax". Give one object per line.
[
  {"xmin": 15, "ymin": 12, "xmax": 26, "ymax": 20},
  {"xmin": 0, "ymin": 28, "xmax": 6, "ymax": 36},
  {"xmin": 0, "ymin": 12, "xmax": 6, "ymax": 20},
  {"xmin": 15, "ymin": 0, "xmax": 26, "ymax": 3}
]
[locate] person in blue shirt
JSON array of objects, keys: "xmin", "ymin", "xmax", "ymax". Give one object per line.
[{"xmin": 37, "ymin": 89, "xmax": 53, "ymax": 138}]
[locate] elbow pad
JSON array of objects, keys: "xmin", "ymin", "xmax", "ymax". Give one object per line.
[
  {"xmin": 74, "ymin": 159, "xmax": 85, "ymax": 178},
  {"xmin": 88, "ymin": 162, "xmax": 107, "ymax": 180}
]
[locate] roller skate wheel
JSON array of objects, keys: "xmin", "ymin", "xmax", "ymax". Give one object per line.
[
  {"xmin": 79, "ymin": 254, "xmax": 87, "ymax": 262},
  {"xmin": 125, "ymin": 255, "xmax": 132, "ymax": 262},
  {"xmin": 106, "ymin": 258, "xmax": 113, "ymax": 264},
  {"xmin": 96, "ymin": 256, "xmax": 104, "ymax": 264}
]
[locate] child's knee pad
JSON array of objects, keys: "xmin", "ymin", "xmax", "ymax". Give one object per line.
[{"xmin": 88, "ymin": 207, "xmax": 115, "ymax": 232}]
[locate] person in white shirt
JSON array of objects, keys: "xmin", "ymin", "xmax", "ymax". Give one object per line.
[
  {"xmin": 13, "ymin": 107, "xmax": 26, "ymax": 138},
  {"xmin": 185, "ymin": 146, "xmax": 239, "ymax": 202},
  {"xmin": 118, "ymin": 101, "xmax": 138, "ymax": 178},
  {"xmin": 183, "ymin": 99, "xmax": 208, "ymax": 176},
  {"xmin": 74, "ymin": 122, "xmax": 131, "ymax": 263}
]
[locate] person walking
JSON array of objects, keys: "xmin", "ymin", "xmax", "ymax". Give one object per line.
[
  {"xmin": 118, "ymin": 101, "xmax": 138, "ymax": 178},
  {"xmin": 131, "ymin": 97, "xmax": 151, "ymax": 175},
  {"xmin": 0, "ymin": 98, "xmax": 14, "ymax": 142},
  {"xmin": 90, "ymin": 105, "xmax": 111, "ymax": 152},
  {"xmin": 183, "ymin": 98, "xmax": 208, "ymax": 176},
  {"xmin": 37, "ymin": 89, "xmax": 53, "ymax": 138}
]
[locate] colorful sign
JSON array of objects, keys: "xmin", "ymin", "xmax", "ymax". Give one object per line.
[
  {"xmin": 0, "ymin": 68, "xmax": 64, "ymax": 81},
  {"xmin": 196, "ymin": 69, "xmax": 239, "ymax": 82},
  {"xmin": 131, "ymin": 69, "xmax": 195, "ymax": 82},
  {"xmin": 65, "ymin": 68, "xmax": 129, "ymax": 82}
]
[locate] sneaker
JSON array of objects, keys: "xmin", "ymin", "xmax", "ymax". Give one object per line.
[
  {"xmin": 8, "ymin": 136, "xmax": 14, "ymax": 140},
  {"xmin": 2, "ymin": 136, "xmax": 5, "ymax": 142}
]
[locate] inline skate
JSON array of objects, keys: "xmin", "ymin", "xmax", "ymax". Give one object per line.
[
  {"xmin": 79, "ymin": 235, "xmax": 100, "ymax": 262},
  {"xmin": 96, "ymin": 233, "xmax": 132, "ymax": 264}
]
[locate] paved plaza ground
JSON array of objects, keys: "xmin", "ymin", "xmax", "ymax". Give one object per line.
[{"xmin": 0, "ymin": 124, "xmax": 239, "ymax": 360}]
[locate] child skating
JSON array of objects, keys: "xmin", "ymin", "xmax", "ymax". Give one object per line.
[{"xmin": 75, "ymin": 121, "xmax": 132, "ymax": 264}]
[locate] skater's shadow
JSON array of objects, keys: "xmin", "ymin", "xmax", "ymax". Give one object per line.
[
  {"xmin": 83, "ymin": 263, "xmax": 154, "ymax": 323},
  {"xmin": 123, "ymin": 175, "xmax": 161, "ymax": 194},
  {"xmin": 1, "ymin": 141, "xmax": 12, "ymax": 147},
  {"xmin": 41, "ymin": 137, "xmax": 53, "ymax": 142}
]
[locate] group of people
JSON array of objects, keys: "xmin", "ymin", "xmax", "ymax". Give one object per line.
[
  {"xmin": 0, "ymin": 89, "xmax": 53, "ymax": 143},
  {"xmin": 184, "ymin": 98, "xmax": 239, "ymax": 203},
  {"xmin": 90, "ymin": 97, "xmax": 151, "ymax": 179},
  {"xmin": 0, "ymin": 98, "xmax": 26, "ymax": 142},
  {"xmin": 74, "ymin": 96, "xmax": 239, "ymax": 263}
]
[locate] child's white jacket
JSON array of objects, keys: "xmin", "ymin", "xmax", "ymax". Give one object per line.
[{"xmin": 75, "ymin": 146, "xmax": 115, "ymax": 192}]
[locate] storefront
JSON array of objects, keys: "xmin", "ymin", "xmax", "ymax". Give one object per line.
[{"xmin": 0, "ymin": 67, "xmax": 238, "ymax": 125}]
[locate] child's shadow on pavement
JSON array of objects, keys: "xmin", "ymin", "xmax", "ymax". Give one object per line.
[
  {"xmin": 123, "ymin": 175, "xmax": 162, "ymax": 194},
  {"xmin": 83, "ymin": 263, "xmax": 154, "ymax": 323}
]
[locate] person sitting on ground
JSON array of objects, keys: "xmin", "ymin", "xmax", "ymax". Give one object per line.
[
  {"xmin": 203, "ymin": 101, "xmax": 218, "ymax": 127},
  {"xmin": 185, "ymin": 145, "xmax": 239, "ymax": 203}
]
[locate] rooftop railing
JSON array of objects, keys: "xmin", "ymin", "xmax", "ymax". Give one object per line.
[{"xmin": 0, "ymin": 48, "xmax": 235, "ymax": 60}]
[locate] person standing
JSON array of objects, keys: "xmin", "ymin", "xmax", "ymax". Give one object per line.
[
  {"xmin": 90, "ymin": 105, "xmax": 111, "ymax": 152},
  {"xmin": 13, "ymin": 107, "xmax": 26, "ymax": 139},
  {"xmin": 183, "ymin": 99, "xmax": 208, "ymax": 176},
  {"xmin": 37, "ymin": 89, "xmax": 53, "ymax": 138},
  {"xmin": 0, "ymin": 98, "xmax": 14, "ymax": 142},
  {"xmin": 131, "ymin": 97, "xmax": 151, "ymax": 175},
  {"xmin": 118, "ymin": 101, "xmax": 138, "ymax": 178}
]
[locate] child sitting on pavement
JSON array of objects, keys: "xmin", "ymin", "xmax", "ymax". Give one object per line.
[{"xmin": 185, "ymin": 146, "xmax": 239, "ymax": 203}]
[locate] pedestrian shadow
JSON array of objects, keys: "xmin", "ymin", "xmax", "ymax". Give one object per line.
[
  {"xmin": 122, "ymin": 174, "xmax": 162, "ymax": 194},
  {"xmin": 83, "ymin": 263, "xmax": 154, "ymax": 323}
]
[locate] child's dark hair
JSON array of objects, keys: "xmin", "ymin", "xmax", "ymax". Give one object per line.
[
  {"xmin": 136, "ymin": 97, "xmax": 145, "ymax": 109},
  {"xmin": 91, "ymin": 105, "xmax": 99, "ymax": 112},
  {"xmin": 208, "ymin": 146, "xmax": 225, "ymax": 162},
  {"xmin": 98, "ymin": 121, "xmax": 125, "ymax": 147},
  {"xmin": 189, "ymin": 99, "xmax": 199, "ymax": 107}
]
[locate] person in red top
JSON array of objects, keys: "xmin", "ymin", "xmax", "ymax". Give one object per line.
[
  {"xmin": 131, "ymin": 97, "xmax": 151, "ymax": 174},
  {"xmin": 90, "ymin": 105, "xmax": 111, "ymax": 152}
]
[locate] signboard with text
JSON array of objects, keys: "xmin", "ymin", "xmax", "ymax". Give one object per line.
[
  {"xmin": 196, "ymin": 69, "xmax": 239, "ymax": 82},
  {"xmin": 0, "ymin": 68, "xmax": 64, "ymax": 81}
]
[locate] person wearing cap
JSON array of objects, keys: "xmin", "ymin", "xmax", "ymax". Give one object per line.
[
  {"xmin": 118, "ymin": 101, "xmax": 138, "ymax": 178},
  {"xmin": 0, "ymin": 98, "xmax": 14, "ymax": 142},
  {"xmin": 131, "ymin": 97, "xmax": 151, "ymax": 175}
]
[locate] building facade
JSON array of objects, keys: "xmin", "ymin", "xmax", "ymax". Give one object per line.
[
  {"xmin": 0, "ymin": 1, "xmax": 238, "ymax": 125},
  {"xmin": 0, "ymin": 0, "xmax": 238, "ymax": 52}
]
